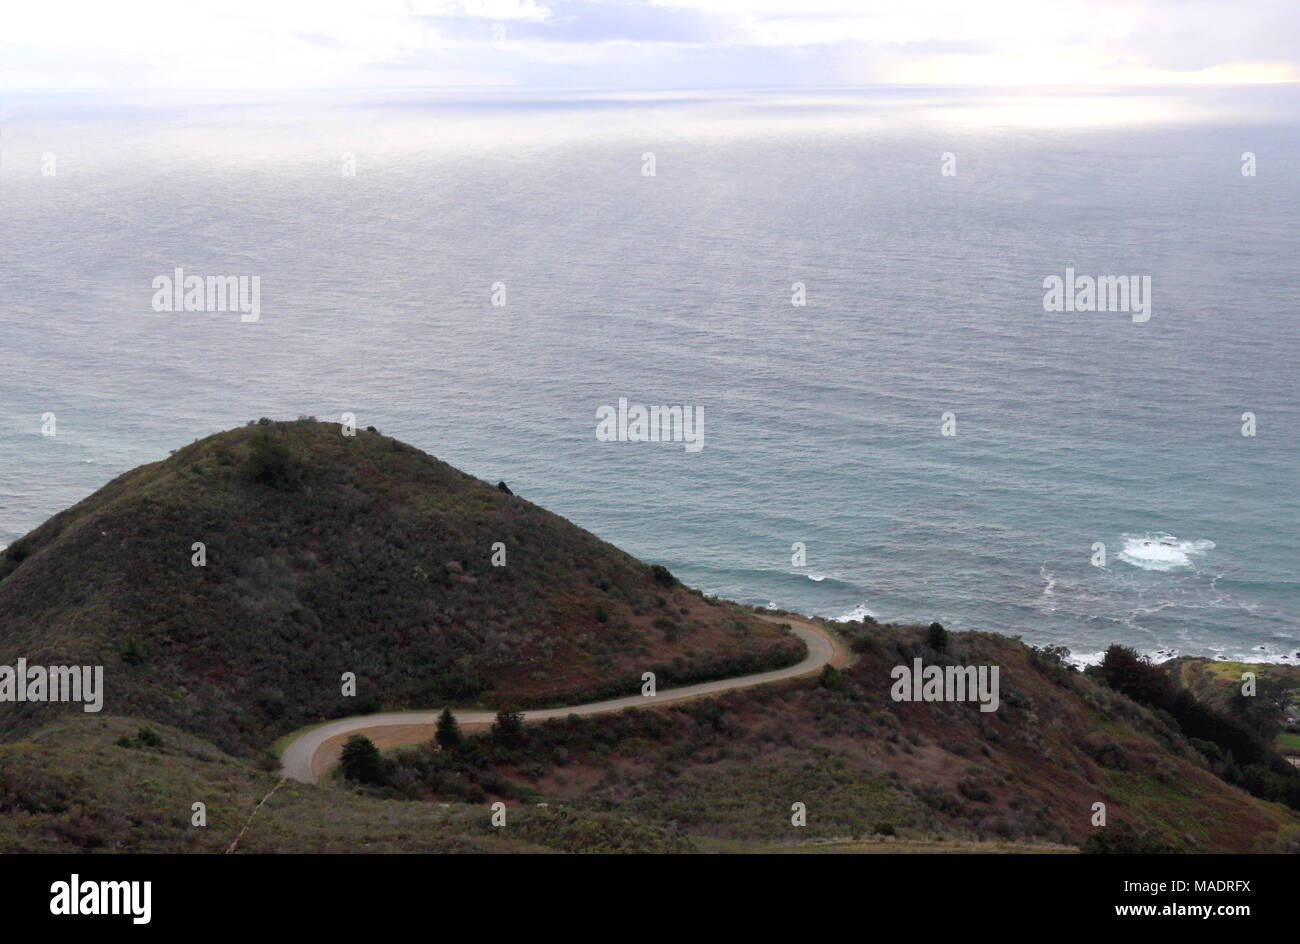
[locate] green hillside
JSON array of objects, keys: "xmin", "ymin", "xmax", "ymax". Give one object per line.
[
  {"xmin": 3, "ymin": 421, "xmax": 1298, "ymax": 855},
  {"xmin": 0, "ymin": 420, "xmax": 802, "ymax": 755}
]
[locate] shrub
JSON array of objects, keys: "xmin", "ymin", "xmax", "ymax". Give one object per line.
[
  {"xmin": 121, "ymin": 637, "xmax": 145, "ymax": 666},
  {"xmin": 819, "ymin": 664, "xmax": 846, "ymax": 692},
  {"xmin": 436, "ymin": 708, "xmax": 462, "ymax": 750},
  {"xmin": 650, "ymin": 564, "xmax": 677, "ymax": 587},
  {"xmin": 340, "ymin": 735, "xmax": 386, "ymax": 785},
  {"xmin": 1081, "ymin": 826, "xmax": 1178, "ymax": 854},
  {"xmin": 245, "ymin": 431, "xmax": 302, "ymax": 489},
  {"xmin": 927, "ymin": 622, "xmax": 949, "ymax": 652},
  {"xmin": 492, "ymin": 708, "xmax": 526, "ymax": 747}
]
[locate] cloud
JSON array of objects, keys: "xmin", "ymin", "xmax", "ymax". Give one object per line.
[{"xmin": 0, "ymin": 0, "xmax": 1296, "ymax": 89}]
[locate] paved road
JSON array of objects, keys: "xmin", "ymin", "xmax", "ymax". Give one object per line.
[{"xmin": 280, "ymin": 617, "xmax": 842, "ymax": 783}]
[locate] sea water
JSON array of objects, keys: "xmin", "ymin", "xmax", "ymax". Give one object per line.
[{"xmin": 1, "ymin": 86, "xmax": 1296, "ymax": 665}]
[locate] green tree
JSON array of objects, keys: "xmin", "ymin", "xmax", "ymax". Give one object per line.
[
  {"xmin": 650, "ymin": 564, "xmax": 677, "ymax": 587},
  {"xmin": 246, "ymin": 430, "xmax": 301, "ymax": 489},
  {"xmin": 492, "ymin": 707, "xmax": 526, "ymax": 747},
  {"xmin": 1229, "ymin": 675, "xmax": 1294, "ymax": 740},
  {"xmin": 927, "ymin": 622, "xmax": 949, "ymax": 653},
  {"xmin": 435, "ymin": 707, "xmax": 462, "ymax": 750},
  {"xmin": 121, "ymin": 637, "xmax": 145, "ymax": 665},
  {"xmin": 340, "ymin": 734, "xmax": 386, "ymax": 785},
  {"xmin": 819, "ymin": 664, "xmax": 846, "ymax": 692}
]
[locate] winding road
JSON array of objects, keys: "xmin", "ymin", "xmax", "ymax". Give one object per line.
[{"xmin": 280, "ymin": 616, "xmax": 846, "ymax": 783}]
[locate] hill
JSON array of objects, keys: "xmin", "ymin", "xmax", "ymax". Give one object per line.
[
  {"xmin": 4, "ymin": 628, "xmax": 1298, "ymax": 853},
  {"xmin": 3, "ymin": 420, "xmax": 1297, "ymax": 855},
  {"xmin": 0, "ymin": 420, "xmax": 802, "ymax": 755},
  {"xmin": 361, "ymin": 621, "xmax": 1300, "ymax": 853}
]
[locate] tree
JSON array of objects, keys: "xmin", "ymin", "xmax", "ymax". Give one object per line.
[
  {"xmin": 435, "ymin": 707, "xmax": 462, "ymax": 750},
  {"xmin": 650, "ymin": 564, "xmax": 677, "ymax": 587},
  {"xmin": 819, "ymin": 664, "xmax": 846, "ymax": 692},
  {"xmin": 340, "ymin": 734, "xmax": 386, "ymax": 785},
  {"xmin": 492, "ymin": 707, "xmax": 526, "ymax": 747},
  {"xmin": 246, "ymin": 430, "xmax": 301, "ymax": 489},
  {"xmin": 927, "ymin": 622, "xmax": 949, "ymax": 653},
  {"xmin": 1229, "ymin": 675, "xmax": 1294, "ymax": 740},
  {"xmin": 121, "ymin": 637, "xmax": 145, "ymax": 666}
]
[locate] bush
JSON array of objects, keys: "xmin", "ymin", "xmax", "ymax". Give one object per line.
[
  {"xmin": 340, "ymin": 735, "xmax": 387, "ymax": 785},
  {"xmin": 492, "ymin": 708, "xmax": 526, "ymax": 747},
  {"xmin": 819, "ymin": 664, "xmax": 846, "ymax": 692},
  {"xmin": 121, "ymin": 637, "xmax": 145, "ymax": 666},
  {"xmin": 435, "ymin": 708, "xmax": 462, "ymax": 750},
  {"xmin": 246, "ymin": 431, "xmax": 302, "ymax": 489},
  {"xmin": 650, "ymin": 564, "xmax": 677, "ymax": 587},
  {"xmin": 1081, "ymin": 825, "xmax": 1178, "ymax": 854},
  {"xmin": 927, "ymin": 622, "xmax": 949, "ymax": 652}
]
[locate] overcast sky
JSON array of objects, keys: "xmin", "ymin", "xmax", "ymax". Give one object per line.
[{"xmin": 3, "ymin": 0, "xmax": 1298, "ymax": 90}]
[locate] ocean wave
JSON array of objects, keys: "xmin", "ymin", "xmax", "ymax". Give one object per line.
[
  {"xmin": 1117, "ymin": 534, "xmax": 1215, "ymax": 572},
  {"xmin": 835, "ymin": 601, "xmax": 878, "ymax": 623},
  {"xmin": 1062, "ymin": 640, "xmax": 1298, "ymax": 670}
]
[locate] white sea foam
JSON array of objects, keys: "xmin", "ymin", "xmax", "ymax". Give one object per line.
[
  {"xmin": 1062, "ymin": 650, "xmax": 1107, "ymax": 669},
  {"xmin": 1118, "ymin": 534, "xmax": 1215, "ymax": 572},
  {"xmin": 806, "ymin": 573, "xmax": 827, "ymax": 582},
  {"xmin": 837, "ymin": 601, "xmax": 878, "ymax": 623},
  {"xmin": 1063, "ymin": 641, "xmax": 1298, "ymax": 669}
]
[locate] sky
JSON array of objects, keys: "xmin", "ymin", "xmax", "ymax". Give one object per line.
[{"xmin": 2, "ymin": 0, "xmax": 1298, "ymax": 90}]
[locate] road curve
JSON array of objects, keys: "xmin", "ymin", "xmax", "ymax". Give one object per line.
[{"xmin": 280, "ymin": 617, "xmax": 844, "ymax": 783}]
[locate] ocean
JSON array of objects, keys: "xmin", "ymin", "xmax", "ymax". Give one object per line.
[{"xmin": 1, "ymin": 86, "xmax": 1297, "ymax": 666}]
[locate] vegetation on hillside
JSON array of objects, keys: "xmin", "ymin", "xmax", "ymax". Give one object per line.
[
  {"xmin": 340, "ymin": 619, "xmax": 1300, "ymax": 853},
  {"xmin": 0, "ymin": 420, "xmax": 802, "ymax": 755},
  {"xmin": 1090, "ymin": 646, "xmax": 1300, "ymax": 812}
]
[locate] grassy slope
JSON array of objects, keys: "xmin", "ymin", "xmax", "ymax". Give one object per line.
[
  {"xmin": 7, "ymin": 622, "xmax": 1297, "ymax": 853},
  {"xmin": 0, "ymin": 715, "xmax": 697, "ymax": 853},
  {"xmin": 1165, "ymin": 658, "xmax": 1300, "ymax": 755},
  {"xmin": 374, "ymin": 621, "xmax": 1300, "ymax": 853},
  {"xmin": 0, "ymin": 420, "xmax": 801, "ymax": 755},
  {"xmin": 3, "ymin": 421, "xmax": 1296, "ymax": 853}
]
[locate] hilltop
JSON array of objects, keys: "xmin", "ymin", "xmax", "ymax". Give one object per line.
[{"xmin": 0, "ymin": 420, "xmax": 802, "ymax": 754}]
